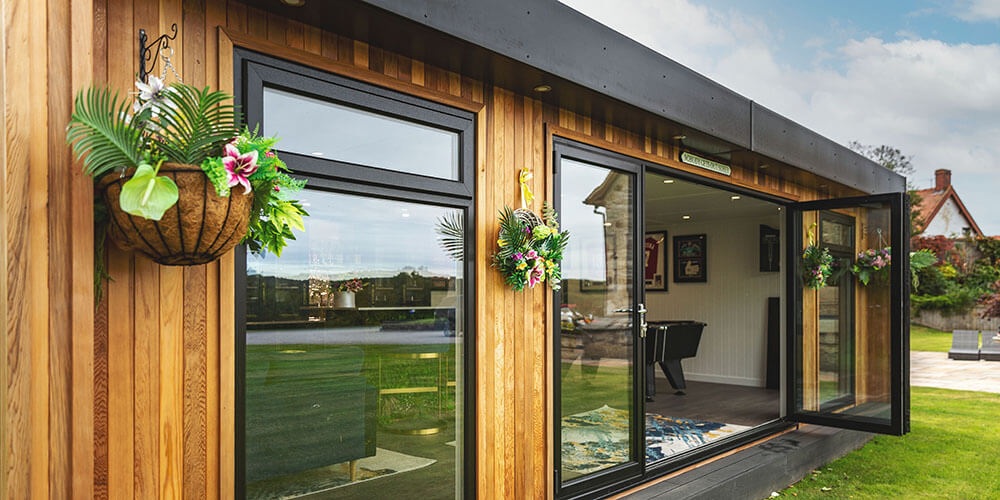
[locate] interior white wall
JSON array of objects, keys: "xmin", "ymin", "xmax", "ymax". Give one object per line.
[{"xmin": 646, "ymin": 213, "xmax": 782, "ymax": 388}]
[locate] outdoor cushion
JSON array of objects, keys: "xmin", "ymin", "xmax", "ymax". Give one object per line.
[
  {"xmin": 947, "ymin": 329, "xmax": 980, "ymax": 361},
  {"xmin": 980, "ymin": 331, "xmax": 1000, "ymax": 361}
]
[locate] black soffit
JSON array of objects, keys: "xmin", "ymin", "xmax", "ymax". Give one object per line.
[{"xmin": 242, "ymin": 0, "xmax": 905, "ymax": 194}]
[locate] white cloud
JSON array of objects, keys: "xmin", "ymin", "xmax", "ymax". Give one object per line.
[
  {"xmin": 953, "ymin": 0, "xmax": 1000, "ymax": 22},
  {"xmin": 560, "ymin": 0, "xmax": 1000, "ymax": 234}
]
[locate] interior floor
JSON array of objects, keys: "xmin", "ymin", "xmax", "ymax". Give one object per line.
[{"xmin": 645, "ymin": 380, "xmax": 780, "ymax": 427}]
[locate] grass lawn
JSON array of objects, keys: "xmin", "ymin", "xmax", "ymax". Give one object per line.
[
  {"xmin": 910, "ymin": 324, "xmax": 955, "ymax": 353},
  {"xmin": 779, "ymin": 386, "xmax": 1000, "ymax": 499}
]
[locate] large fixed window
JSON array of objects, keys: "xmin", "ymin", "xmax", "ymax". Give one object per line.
[{"xmin": 235, "ymin": 50, "xmax": 476, "ymax": 500}]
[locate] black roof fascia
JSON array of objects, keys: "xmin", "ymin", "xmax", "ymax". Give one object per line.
[
  {"xmin": 242, "ymin": 0, "xmax": 904, "ymax": 194},
  {"xmin": 361, "ymin": 0, "xmax": 904, "ymax": 194}
]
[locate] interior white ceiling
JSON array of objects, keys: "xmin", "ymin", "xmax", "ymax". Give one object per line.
[{"xmin": 645, "ymin": 172, "xmax": 781, "ymax": 227}]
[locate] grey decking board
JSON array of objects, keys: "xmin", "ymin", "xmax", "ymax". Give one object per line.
[{"xmin": 624, "ymin": 426, "xmax": 871, "ymax": 500}]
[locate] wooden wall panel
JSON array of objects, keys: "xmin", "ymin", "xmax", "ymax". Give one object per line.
[{"xmin": 1, "ymin": 1, "xmax": 850, "ymax": 498}]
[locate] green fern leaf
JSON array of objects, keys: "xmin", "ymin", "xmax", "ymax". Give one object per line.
[{"xmin": 66, "ymin": 86, "xmax": 145, "ymax": 178}]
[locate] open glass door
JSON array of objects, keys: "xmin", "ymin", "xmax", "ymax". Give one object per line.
[
  {"xmin": 553, "ymin": 138, "xmax": 645, "ymax": 497},
  {"xmin": 786, "ymin": 193, "xmax": 910, "ymax": 435}
]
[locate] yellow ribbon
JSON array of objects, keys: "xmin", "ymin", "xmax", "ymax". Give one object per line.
[{"xmin": 519, "ymin": 168, "xmax": 534, "ymax": 209}]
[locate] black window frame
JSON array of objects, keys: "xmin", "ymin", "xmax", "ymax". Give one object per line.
[{"xmin": 233, "ymin": 47, "xmax": 477, "ymax": 500}]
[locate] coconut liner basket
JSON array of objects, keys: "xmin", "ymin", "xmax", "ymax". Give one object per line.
[{"xmin": 98, "ymin": 162, "xmax": 253, "ymax": 266}]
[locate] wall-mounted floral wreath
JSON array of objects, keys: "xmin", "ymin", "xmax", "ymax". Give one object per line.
[
  {"xmin": 492, "ymin": 202, "xmax": 569, "ymax": 292},
  {"xmin": 801, "ymin": 223, "xmax": 834, "ymax": 290},
  {"xmin": 66, "ymin": 76, "xmax": 309, "ymax": 297}
]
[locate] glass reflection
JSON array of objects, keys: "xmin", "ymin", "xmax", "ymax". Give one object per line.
[
  {"xmin": 245, "ymin": 189, "xmax": 464, "ymax": 499},
  {"xmin": 263, "ymin": 87, "xmax": 459, "ymax": 180},
  {"xmin": 559, "ymin": 158, "xmax": 634, "ymax": 482},
  {"xmin": 799, "ymin": 204, "xmax": 893, "ymax": 424}
]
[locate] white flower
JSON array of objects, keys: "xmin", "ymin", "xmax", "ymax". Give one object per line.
[{"xmin": 134, "ymin": 75, "xmax": 172, "ymax": 115}]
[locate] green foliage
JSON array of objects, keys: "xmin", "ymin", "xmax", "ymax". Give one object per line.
[
  {"xmin": 911, "ymin": 287, "xmax": 979, "ymax": 314},
  {"xmin": 230, "ymin": 128, "xmax": 308, "ymax": 257},
  {"xmin": 149, "ymin": 83, "xmax": 241, "ymax": 165},
  {"xmin": 435, "ymin": 212, "xmax": 465, "ymax": 261},
  {"xmin": 118, "ymin": 161, "xmax": 179, "ymax": 220},
  {"xmin": 974, "ymin": 236, "xmax": 1000, "ymax": 265},
  {"xmin": 491, "ymin": 206, "xmax": 569, "ymax": 291},
  {"xmin": 909, "ymin": 249, "xmax": 936, "ymax": 289},
  {"xmin": 66, "ymin": 86, "xmax": 146, "ymax": 178}
]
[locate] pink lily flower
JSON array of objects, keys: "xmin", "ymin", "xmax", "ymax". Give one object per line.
[
  {"xmin": 526, "ymin": 262, "xmax": 545, "ymax": 288},
  {"xmin": 222, "ymin": 143, "xmax": 259, "ymax": 194}
]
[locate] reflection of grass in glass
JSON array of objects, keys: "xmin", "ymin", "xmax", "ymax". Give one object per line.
[
  {"xmin": 247, "ymin": 343, "xmax": 458, "ymax": 427},
  {"xmin": 560, "ymin": 362, "xmax": 632, "ymax": 418},
  {"xmin": 245, "ymin": 343, "xmax": 463, "ymax": 499},
  {"xmin": 819, "ymin": 380, "xmax": 841, "ymax": 404}
]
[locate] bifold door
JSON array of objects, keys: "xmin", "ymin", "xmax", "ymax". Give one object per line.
[
  {"xmin": 786, "ymin": 193, "xmax": 909, "ymax": 435},
  {"xmin": 553, "ymin": 139, "xmax": 646, "ymax": 497}
]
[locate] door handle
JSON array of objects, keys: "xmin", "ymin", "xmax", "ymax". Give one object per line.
[
  {"xmin": 638, "ymin": 303, "xmax": 648, "ymax": 338},
  {"xmin": 614, "ymin": 304, "xmax": 649, "ymax": 337}
]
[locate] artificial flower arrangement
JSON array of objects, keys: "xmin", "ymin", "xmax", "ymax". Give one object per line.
[
  {"xmin": 338, "ymin": 278, "xmax": 367, "ymax": 293},
  {"xmin": 802, "ymin": 223, "xmax": 834, "ymax": 290},
  {"xmin": 851, "ymin": 247, "xmax": 891, "ymax": 286},
  {"xmin": 66, "ymin": 75, "xmax": 307, "ymax": 269},
  {"xmin": 491, "ymin": 203, "xmax": 569, "ymax": 292}
]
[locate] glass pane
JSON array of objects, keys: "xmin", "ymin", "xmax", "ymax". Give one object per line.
[
  {"xmin": 559, "ymin": 158, "xmax": 634, "ymax": 482},
  {"xmin": 245, "ymin": 190, "xmax": 465, "ymax": 499},
  {"xmin": 263, "ymin": 87, "xmax": 460, "ymax": 180},
  {"xmin": 796, "ymin": 203, "xmax": 892, "ymax": 425}
]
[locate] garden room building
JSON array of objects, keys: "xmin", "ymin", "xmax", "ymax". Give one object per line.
[{"xmin": 0, "ymin": 0, "xmax": 910, "ymax": 499}]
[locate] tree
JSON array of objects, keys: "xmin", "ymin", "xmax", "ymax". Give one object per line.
[{"xmin": 849, "ymin": 141, "xmax": 923, "ymax": 236}]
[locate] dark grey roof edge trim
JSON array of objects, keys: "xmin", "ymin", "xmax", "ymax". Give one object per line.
[{"xmin": 361, "ymin": 0, "xmax": 905, "ymax": 194}]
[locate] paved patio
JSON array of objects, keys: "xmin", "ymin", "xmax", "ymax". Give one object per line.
[{"xmin": 911, "ymin": 351, "xmax": 1000, "ymax": 393}]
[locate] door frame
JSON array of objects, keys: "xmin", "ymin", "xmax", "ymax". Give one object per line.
[
  {"xmin": 551, "ymin": 136, "xmax": 648, "ymax": 498},
  {"xmin": 785, "ymin": 193, "xmax": 910, "ymax": 436},
  {"xmin": 550, "ymin": 136, "xmax": 801, "ymax": 499}
]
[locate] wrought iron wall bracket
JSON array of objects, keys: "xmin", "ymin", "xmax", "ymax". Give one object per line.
[{"xmin": 138, "ymin": 23, "xmax": 178, "ymax": 83}]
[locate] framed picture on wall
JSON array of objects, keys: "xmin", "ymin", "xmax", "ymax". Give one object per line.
[
  {"xmin": 645, "ymin": 231, "xmax": 668, "ymax": 291},
  {"xmin": 760, "ymin": 224, "xmax": 780, "ymax": 272},
  {"xmin": 673, "ymin": 234, "xmax": 707, "ymax": 283}
]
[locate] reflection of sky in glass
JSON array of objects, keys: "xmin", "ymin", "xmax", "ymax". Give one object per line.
[
  {"xmin": 248, "ymin": 189, "xmax": 462, "ymax": 280},
  {"xmin": 263, "ymin": 87, "xmax": 459, "ymax": 180},
  {"xmin": 561, "ymin": 159, "xmax": 613, "ymax": 281}
]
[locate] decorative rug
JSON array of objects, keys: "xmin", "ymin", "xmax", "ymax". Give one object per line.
[
  {"xmin": 247, "ymin": 448, "xmax": 436, "ymax": 500},
  {"xmin": 560, "ymin": 405, "xmax": 749, "ymax": 476}
]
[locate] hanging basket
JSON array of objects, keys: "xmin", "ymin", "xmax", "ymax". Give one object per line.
[{"xmin": 98, "ymin": 163, "xmax": 253, "ymax": 266}]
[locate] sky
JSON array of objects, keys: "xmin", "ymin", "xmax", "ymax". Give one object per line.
[{"xmin": 561, "ymin": 0, "xmax": 1000, "ymax": 235}]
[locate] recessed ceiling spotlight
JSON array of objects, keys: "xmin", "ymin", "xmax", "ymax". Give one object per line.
[
  {"xmin": 731, "ymin": 195, "xmax": 741, "ymax": 200},
  {"xmin": 777, "ymin": 207, "xmax": 783, "ymax": 211},
  {"xmin": 603, "ymin": 222, "xmax": 612, "ymax": 227},
  {"xmin": 759, "ymin": 164, "xmax": 769, "ymax": 169},
  {"xmin": 682, "ymin": 215, "xmax": 691, "ymax": 220},
  {"xmin": 532, "ymin": 84, "xmax": 552, "ymax": 92},
  {"xmin": 280, "ymin": 0, "xmax": 306, "ymax": 6},
  {"xmin": 672, "ymin": 134, "xmax": 687, "ymax": 140},
  {"xmin": 311, "ymin": 151, "xmax": 324, "ymax": 156},
  {"xmin": 663, "ymin": 179, "xmax": 675, "ymax": 184}
]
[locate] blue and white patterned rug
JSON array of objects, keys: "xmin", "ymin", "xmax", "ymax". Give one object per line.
[{"xmin": 561, "ymin": 405, "xmax": 749, "ymax": 476}]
